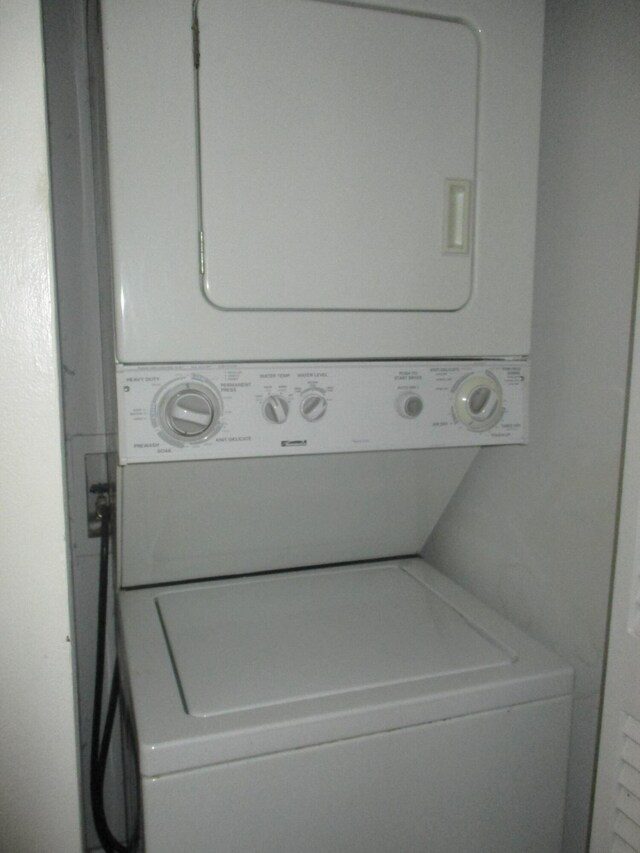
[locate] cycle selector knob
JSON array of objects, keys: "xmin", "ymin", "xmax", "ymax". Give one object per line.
[
  {"xmin": 262, "ymin": 395, "xmax": 289, "ymax": 424},
  {"xmin": 396, "ymin": 392, "xmax": 424, "ymax": 419},
  {"xmin": 165, "ymin": 389, "xmax": 217, "ymax": 437},
  {"xmin": 300, "ymin": 392, "xmax": 328, "ymax": 422},
  {"xmin": 454, "ymin": 374, "xmax": 503, "ymax": 431}
]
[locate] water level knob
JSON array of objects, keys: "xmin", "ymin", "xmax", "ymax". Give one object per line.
[{"xmin": 300, "ymin": 392, "xmax": 328, "ymax": 422}]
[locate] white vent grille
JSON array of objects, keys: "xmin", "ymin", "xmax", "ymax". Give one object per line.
[
  {"xmin": 614, "ymin": 833, "xmax": 640, "ymax": 853},
  {"xmin": 614, "ymin": 716, "xmax": 640, "ymax": 851}
]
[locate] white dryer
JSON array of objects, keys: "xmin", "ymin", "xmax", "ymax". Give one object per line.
[{"xmin": 99, "ymin": 0, "xmax": 545, "ymax": 364}]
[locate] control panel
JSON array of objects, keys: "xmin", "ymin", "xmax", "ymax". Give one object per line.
[{"xmin": 116, "ymin": 360, "xmax": 528, "ymax": 464}]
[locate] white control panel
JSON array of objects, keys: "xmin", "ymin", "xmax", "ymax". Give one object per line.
[{"xmin": 116, "ymin": 361, "xmax": 528, "ymax": 464}]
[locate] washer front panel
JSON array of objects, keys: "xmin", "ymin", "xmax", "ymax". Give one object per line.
[{"xmin": 116, "ymin": 360, "xmax": 528, "ymax": 463}]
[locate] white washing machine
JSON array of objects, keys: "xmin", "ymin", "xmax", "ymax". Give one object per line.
[
  {"xmin": 118, "ymin": 558, "xmax": 572, "ymax": 853},
  {"xmin": 94, "ymin": 1, "xmax": 572, "ymax": 851},
  {"xmin": 113, "ymin": 360, "xmax": 572, "ymax": 853}
]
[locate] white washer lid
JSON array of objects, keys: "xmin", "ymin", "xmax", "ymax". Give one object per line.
[
  {"xmin": 119, "ymin": 559, "xmax": 573, "ymax": 777},
  {"xmin": 158, "ymin": 564, "xmax": 510, "ymax": 718}
]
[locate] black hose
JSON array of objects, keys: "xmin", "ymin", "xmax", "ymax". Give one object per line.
[{"xmin": 90, "ymin": 502, "xmax": 130, "ymax": 853}]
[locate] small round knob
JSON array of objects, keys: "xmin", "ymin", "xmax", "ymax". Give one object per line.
[
  {"xmin": 300, "ymin": 392, "xmax": 328, "ymax": 422},
  {"xmin": 396, "ymin": 392, "xmax": 424, "ymax": 419},
  {"xmin": 166, "ymin": 389, "xmax": 215, "ymax": 437},
  {"xmin": 454, "ymin": 374, "xmax": 503, "ymax": 431},
  {"xmin": 262, "ymin": 395, "xmax": 289, "ymax": 424}
]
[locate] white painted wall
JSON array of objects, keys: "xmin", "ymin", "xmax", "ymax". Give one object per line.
[
  {"xmin": 424, "ymin": 1, "xmax": 640, "ymax": 851},
  {"xmin": 0, "ymin": 1, "xmax": 83, "ymax": 851}
]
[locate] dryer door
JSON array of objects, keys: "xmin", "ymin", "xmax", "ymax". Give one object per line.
[{"xmin": 198, "ymin": 0, "xmax": 477, "ymax": 312}]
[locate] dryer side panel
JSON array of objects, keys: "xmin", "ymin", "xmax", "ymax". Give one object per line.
[{"xmin": 100, "ymin": 0, "xmax": 201, "ymax": 363}]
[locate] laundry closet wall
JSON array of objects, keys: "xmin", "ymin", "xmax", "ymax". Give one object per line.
[
  {"xmin": 38, "ymin": 0, "xmax": 640, "ymax": 851},
  {"xmin": 424, "ymin": 2, "xmax": 640, "ymax": 850},
  {"xmin": 41, "ymin": 1, "xmax": 124, "ymax": 847},
  {"xmin": 0, "ymin": 0, "xmax": 83, "ymax": 850}
]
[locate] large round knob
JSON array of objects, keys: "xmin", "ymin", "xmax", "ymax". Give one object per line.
[
  {"xmin": 262, "ymin": 395, "xmax": 289, "ymax": 424},
  {"xmin": 166, "ymin": 389, "xmax": 216, "ymax": 437},
  {"xmin": 454, "ymin": 374, "xmax": 503, "ymax": 431},
  {"xmin": 300, "ymin": 392, "xmax": 328, "ymax": 422},
  {"xmin": 396, "ymin": 392, "xmax": 424, "ymax": 419}
]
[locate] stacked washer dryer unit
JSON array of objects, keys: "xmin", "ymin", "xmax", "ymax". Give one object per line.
[{"xmin": 99, "ymin": 1, "xmax": 572, "ymax": 851}]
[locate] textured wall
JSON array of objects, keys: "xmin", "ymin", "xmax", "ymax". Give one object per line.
[
  {"xmin": 424, "ymin": 1, "xmax": 640, "ymax": 850},
  {"xmin": 0, "ymin": 1, "xmax": 83, "ymax": 850}
]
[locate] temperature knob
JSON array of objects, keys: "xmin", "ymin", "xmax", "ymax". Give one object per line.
[
  {"xmin": 300, "ymin": 392, "xmax": 328, "ymax": 422},
  {"xmin": 396, "ymin": 392, "xmax": 424, "ymax": 419},
  {"xmin": 454, "ymin": 374, "xmax": 503, "ymax": 431},
  {"xmin": 262, "ymin": 395, "xmax": 289, "ymax": 424},
  {"xmin": 166, "ymin": 389, "xmax": 216, "ymax": 437}
]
